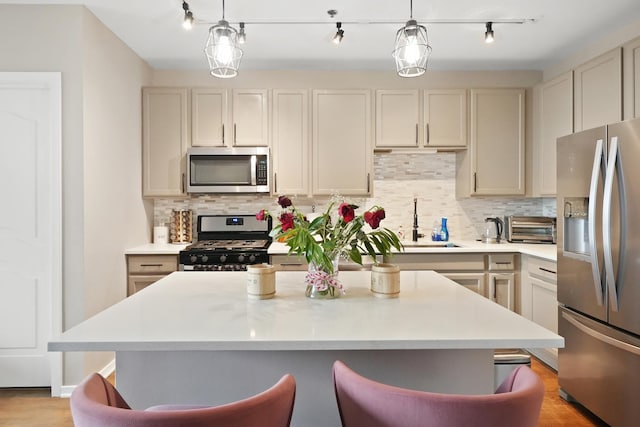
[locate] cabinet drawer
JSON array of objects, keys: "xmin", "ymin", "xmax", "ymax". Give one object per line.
[
  {"xmin": 487, "ymin": 254, "xmax": 516, "ymax": 271},
  {"xmin": 527, "ymin": 257, "xmax": 557, "ymax": 283},
  {"xmin": 387, "ymin": 253, "xmax": 484, "ymax": 271},
  {"xmin": 127, "ymin": 255, "xmax": 178, "ymax": 274}
]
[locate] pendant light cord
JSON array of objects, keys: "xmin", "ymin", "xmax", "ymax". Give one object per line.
[
  {"xmin": 222, "ymin": 0, "xmax": 225, "ymax": 20},
  {"xmin": 410, "ymin": 0, "xmax": 413, "ymax": 19}
]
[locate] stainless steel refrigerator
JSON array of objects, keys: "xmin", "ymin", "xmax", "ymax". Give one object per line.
[{"xmin": 557, "ymin": 117, "xmax": 640, "ymax": 427}]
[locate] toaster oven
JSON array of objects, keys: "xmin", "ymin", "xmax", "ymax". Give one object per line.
[{"xmin": 504, "ymin": 216, "xmax": 556, "ymax": 244}]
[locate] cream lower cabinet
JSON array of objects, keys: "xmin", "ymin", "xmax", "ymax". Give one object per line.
[
  {"xmin": 312, "ymin": 90, "xmax": 372, "ymax": 196},
  {"xmin": 126, "ymin": 254, "xmax": 178, "ymax": 296},
  {"xmin": 271, "ymin": 90, "xmax": 309, "ymax": 195},
  {"xmin": 487, "ymin": 254, "xmax": 517, "ymax": 311},
  {"xmin": 520, "ymin": 255, "xmax": 558, "ymax": 369},
  {"xmin": 142, "ymin": 87, "xmax": 189, "ymax": 197},
  {"xmin": 442, "ymin": 272, "xmax": 486, "ymax": 295},
  {"xmin": 457, "ymin": 89, "xmax": 525, "ymax": 197}
]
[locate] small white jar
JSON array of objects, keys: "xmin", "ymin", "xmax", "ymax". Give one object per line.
[
  {"xmin": 246, "ymin": 264, "xmax": 276, "ymax": 299},
  {"xmin": 371, "ymin": 263, "xmax": 401, "ymax": 298}
]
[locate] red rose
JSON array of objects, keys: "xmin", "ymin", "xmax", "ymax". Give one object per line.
[
  {"xmin": 256, "ymin": 209, "xmax": 267, "ymax": 221},
  {"xmin": 279, "ymin": 212, "xmax": 295, "ymax": 231},
  {"xmin": 338, "ymin": 203, "xmax": 356, "ymax": 223},
  {"xmin": 278, "ymin": 196, "xmax": 292, "ymax": 208},
  {"xmin": 364, "ymin": 208, "xmax": 385, "ymax": 229}
]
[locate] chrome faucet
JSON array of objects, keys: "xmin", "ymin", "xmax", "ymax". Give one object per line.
[{"xmin": 412, "ymin": 198, "xmax": 424, "ymax": 242}]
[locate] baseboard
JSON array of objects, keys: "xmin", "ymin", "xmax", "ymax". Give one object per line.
[{"xmin": 58, "ymin": 358, "xmax": 116, "ymax": 398}]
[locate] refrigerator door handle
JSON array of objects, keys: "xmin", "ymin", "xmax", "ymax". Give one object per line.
[
  {"xmin": 588, "ymin": 139, "xmax": 605, "ymax": 306},
  {"xmin": 562, "ymin": 311, "xmax": 640, "ymax": 356},
  {"xmin": 603, "ymin": 137, "xmax": 619, "ymax": 311}
]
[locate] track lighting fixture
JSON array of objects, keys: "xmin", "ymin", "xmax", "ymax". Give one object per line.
[
  {"xmin": 485, "ymin": 22, "xmax": 494, "ymax": 43},
  {"xmin": 238, "ymin": 22, "xmax": 246, "ymax": 44},
  {"xmin": 392, "ymin": 0, "xmax": 431, "ymax": 77},
  {"xmin": 332, "ymin": 22, "xmax": 344, "ymax": 44},
  {"xmin": 183, "ymin": 2, "xmax": 533, "ymax": 78},
  {"xmin": 182, "ymin": 1, "xmax": 193, "ymax": 30},
  {"xmin": 204, "ymin": 0, "xmax": 243, "ymax": 78}
]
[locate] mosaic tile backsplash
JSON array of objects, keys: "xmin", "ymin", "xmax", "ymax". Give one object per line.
[{"xmin": 154, "ymin": 152, "xmax": 557, "ymax": 242}]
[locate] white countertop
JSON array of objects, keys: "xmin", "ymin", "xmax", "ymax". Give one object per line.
[
  {"xmin": 49, "ymin": 270, "xmax": 562, "ymax": 352},
  {"xmin": 125, "ymin": 243, "xmax": 189, "ymax": 255},
  {"xmin": 269, "ymin": 240, "xmax": 557, "ymax": 261}
]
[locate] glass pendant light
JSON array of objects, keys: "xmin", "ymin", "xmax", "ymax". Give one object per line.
[
  {"xmin": 204, "ymin": 0, "xmax": 243, "ymax": 78},
  {"xmin": 392, "ymin": 0, "xmax": 431, "ymax": 77}
]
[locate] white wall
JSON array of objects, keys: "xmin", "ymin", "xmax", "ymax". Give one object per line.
[{"xmin": 79, "ymin": 8, "xmax": 153, "ymax": 384}]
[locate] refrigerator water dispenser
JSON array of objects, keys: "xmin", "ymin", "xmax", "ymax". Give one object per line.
[{"xmin": 563, "ymin": 197, "xmax": 589, "ymax": 256}]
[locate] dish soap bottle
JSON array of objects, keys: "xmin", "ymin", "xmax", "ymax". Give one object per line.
[{"xmin": 439, "ymin": 217, "xmax": 449, "ymax": 242}]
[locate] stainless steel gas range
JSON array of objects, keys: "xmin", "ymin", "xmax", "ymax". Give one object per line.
[{"xmin": 179, "ymin": 214, "xmax": 272, "ymax": 271}]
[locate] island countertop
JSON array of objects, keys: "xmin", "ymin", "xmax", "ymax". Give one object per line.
[{"xmin": 49, "ymin": 270, "xmax": 562, "ymax": 353}]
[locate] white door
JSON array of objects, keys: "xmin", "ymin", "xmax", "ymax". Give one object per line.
[{"xmin": 0, "ymin": 73, "xmax": 61, "ymax": 387}]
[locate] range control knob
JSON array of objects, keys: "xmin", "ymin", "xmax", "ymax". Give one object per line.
[
  {"xmin": 190, "ymin": 255, "xmax": 198, "ymax": 263},
  {"xmin": 219, "ymin": 254, "xmax": 227, "ymax": 263},
  {"xmin": 249, "ymin": 254, "xmax": 256, "ymax": 263},
  {"xmin": 238, "ymin": 254, "xmax": 245, "ymax": 263},
  {"xmin": 201, "ymin": 255, "xmax": 208, "ymax": 263}
]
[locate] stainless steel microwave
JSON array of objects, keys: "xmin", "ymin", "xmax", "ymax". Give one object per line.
[{"xmin": 186, "ymin": 147, "xmax": 270, "ymax": 193}]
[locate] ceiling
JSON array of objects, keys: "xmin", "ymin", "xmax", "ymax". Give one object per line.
[{"xmin": 10, "ymin": 0, "xmax": 640, "ymax": 72}]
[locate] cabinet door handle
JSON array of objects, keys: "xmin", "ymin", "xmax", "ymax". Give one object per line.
[
  {"xmin": 222, "ymin": 124, "xmax": 225, "ymax": 146},
  {"xmin": 140, "ymin": 264, "xmax": 164, "ymax": 267},
  {"xmin": 367, "ymin": 173, "xmax": 371, "ymax": 193},
  {"xmin": 233, "ymin": 123, "xmax": 237, "ymax": 146},
  {"xmin": 181, "ymin": 173, "xmax": 186, "ymax": 193},
  {"xmin": 274, "ymin": 172, "xmax": 278, "ymax": 193},
  {"xmin": 415, "ymin": 124, "xmax": 419, "ymax": 144},
  {"xmin": 493, "ymin": 276, "xmax": 497, "ymax": 299},
  {"xmin": 473, "ymin": 172, "xmax": 477, "ymax": 193},
  {"xmin": 426, "ymin": 123, "xmax": 430, "ymax": 144},
  {"xmin": 539, "ymin": 267, "xmax": 557, "ymax": 275}
]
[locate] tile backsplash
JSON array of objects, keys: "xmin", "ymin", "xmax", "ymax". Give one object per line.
[{"xmin": 154, "ymin": 152, "xmax": 556, "ymax": 242}]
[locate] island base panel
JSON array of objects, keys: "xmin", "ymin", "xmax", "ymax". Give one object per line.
[{"xmin": 116, "ymin": 349, "xmax": 493, "ymax": 427}]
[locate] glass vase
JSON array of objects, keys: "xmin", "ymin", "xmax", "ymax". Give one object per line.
[{"xmin": 305, "ymin": 253, "xmax": 343, "ymax": 299}]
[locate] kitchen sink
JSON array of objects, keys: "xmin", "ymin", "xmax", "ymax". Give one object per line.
[{"xmin": 403, "ymin": 242, "xmax": 459, "ymax": 248}]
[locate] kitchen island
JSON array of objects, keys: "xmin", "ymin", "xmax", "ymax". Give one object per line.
[{"xmin": 49, "ymin": 270, "xmax": 562, "ymax": 427}]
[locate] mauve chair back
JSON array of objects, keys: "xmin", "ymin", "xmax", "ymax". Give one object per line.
[
  {"xmin": 70, "ymin": 372, "xmax": 296, "ymax": 427},
  {"xmin": 333, "ymin": 360, "xmax": 544, "ymax": 427}
]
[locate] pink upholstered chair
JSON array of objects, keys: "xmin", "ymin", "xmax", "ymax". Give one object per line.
[
  {"xmin": 70, "ymin": 372, "xmax": 296, "ymax": 427},
  {"xmin": 333, "ymin": 360, "xmax": 544, "ymax": 427}
]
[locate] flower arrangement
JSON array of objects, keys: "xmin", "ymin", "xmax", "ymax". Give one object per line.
[{"xmin": 256, "ymin": 196, "xmax": 402, "ymax": 296}]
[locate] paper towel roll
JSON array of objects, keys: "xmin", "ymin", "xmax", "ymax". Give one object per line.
[{"xmin": 153, "ymin": 226, "xmax": 169, "ymax": 245}]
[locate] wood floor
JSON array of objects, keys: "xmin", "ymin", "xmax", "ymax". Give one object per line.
[{"xmin": 0, "ymin": 358, "xmax": 608, "ymax": 426}]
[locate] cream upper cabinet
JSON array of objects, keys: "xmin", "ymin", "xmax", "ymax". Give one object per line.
[
  {"xmin": 271, "ymin": 89, "xmax": 309, "ymax": 195},
  {"xmin": 375, "ymin": 90, "xmax": 419, "ymax": 147},
  {"xmin": 374, "ymin": 89, "xmax": 466, "ymax": 149},
  {"xmin": 232, "ymin": 89, "xmax": 269, "ymax": 146},
  {"xmin": 312, "ymin": 90, "xmax": 372, "ymax": 196},
  {"xmin": 191, "ymin": 88, "xmax": 227, "ymax": 147},
  {"xmin": 423, "ymin": 89, "xmax": 467, "ymax": 148},
  {"xmin": 533, "ymin": 71, "xmax": 573, "ymax": 196},
  {"xmin": 623, "ymin": 36, "xmax": 640, "ymax": 120},
  {"xmin": 574, "ymin": 47, "xmax": 622, "ymax": 131},
  {"xmin": 461, "ymin": 88, "xmax": 525, "ymax": 196},
  {"xmin": 142, "ymin": 87, "xmax": 189, "ymax": 197}
]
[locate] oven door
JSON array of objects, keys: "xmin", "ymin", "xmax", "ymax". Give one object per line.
[{"xmin": 187, "ymin": 147, "xmax": 269, "ymax": 193}]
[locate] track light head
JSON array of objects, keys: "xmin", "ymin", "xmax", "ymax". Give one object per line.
[
  {"xmin": 182, "ymin": 1, "xmax": 193, "ymax": 30},
  {"xmin": 332, "ymin": 22, "xmax": 344, "ymax": 44},
  {"xmin": 485, "ymin": 22, "xmax": 494, "ymax": 43},
  {"xmin": 238, "ymin": 22, "xmax": 246, "ymax": 44}
]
